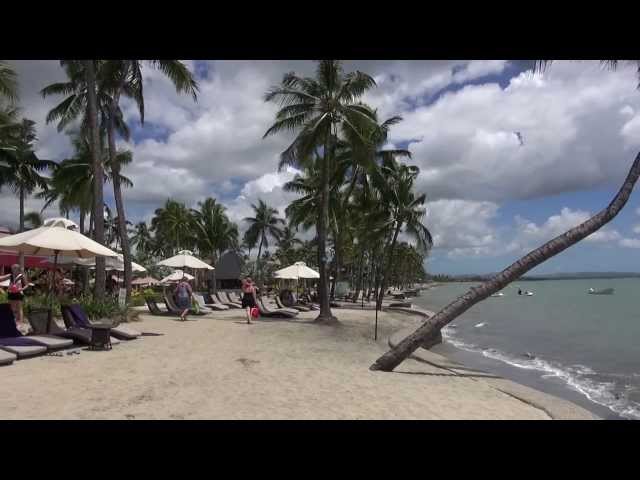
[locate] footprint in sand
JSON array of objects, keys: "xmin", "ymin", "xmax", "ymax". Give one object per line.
[{"xmin": 236, "ymin": 358, "xmax": 260, "ymax": 368}]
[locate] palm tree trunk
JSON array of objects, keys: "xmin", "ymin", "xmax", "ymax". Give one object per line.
[
  {"xmin": 376, "ymin": 223, "xmax": 401, "ymax": 310},
  {"xmin": 18, "ymin": 187, "xmax": 24, "ymax": 269},
  {"xmin": 79, "ymin": 210, "xmax": 85, "ymax": 235},
  {"xmin": 316, "ymin": 133, "xmax": 336, "ymax": 322},
  {"xmin": 107, "ymin": 64, "xmax": 133, "ymax": 302},
  {"xmin": 256, "ymin": 235, "xmax": 264, "ymax": 287},
  {"xmin": 371, "ymin": 151, "xmax": 640, "ymax": 372},
  {"xmin": 84, "ymin": 60, "xmax": 105, "ymax": 300}
]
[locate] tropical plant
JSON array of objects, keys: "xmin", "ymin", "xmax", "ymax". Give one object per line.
[
  {"xmin": 130, "ymin": 221, "xmax": 154, "ymax": 256},
  {"xmin": 98, "ymin": 60, "xmax": 198, "ymax": 304},
  {"xmin": 243, "ymin": 199, "xmax": 284, "ymax": 286},
  {"xmin": 0, "ymin": 118, "xmax": 55, "ymax": 267},
  {"xmin": 0, "ymin": 61, "xmax": 18, "ymax": 103},
  {"xmin": 24, "ymin": 211, "xmax": 43, "ymax": 229},
  {"xmin": 191, "ymin": 197, "xmax": 239, "ymax": 264},
  {"xmin": 151, "ymin": 199, "xmax": 195, "ymax": 255},
  {"xmin": 263, "ymin": 60, "xmax": 379, "ymax": 323}
]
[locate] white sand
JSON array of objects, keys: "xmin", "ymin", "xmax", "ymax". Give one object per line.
[{"xmin": 0, "ymin": 307, "xmax": 592, "ymax": 419}]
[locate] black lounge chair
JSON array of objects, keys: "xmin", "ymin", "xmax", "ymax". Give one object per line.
[
  {"xmin": 65, "ymin": 304, "xmax": 140, "ymax": 340},
  {"xmin": 0, "ymin": 304, "xmax": 67, "ymax": 358},
  {"xmin": 202, "ymin": 293, "xmax": 230, "ymax": 310},
  {"xmin": 257, "ymin": 298, "xmax": 298, "ymax": 318},
  {"xmin": 59, "ymin": 306, "xmax": 121, "ymax": 346}
]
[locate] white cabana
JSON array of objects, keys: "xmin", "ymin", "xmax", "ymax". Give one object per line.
[
  {"xmin": 156, "ymin": 250, "xmax": 213, "ymax": 270},
  {"xmin": 160, "ymin": 270, "xmax": 195, "ymax": 284},
  {"xmin": 43, "ymin": 217, "xmax": 78, "ymax": 229},
  {"xmin": 274, "ymin": 261, "xmax": 320, "ymax": 280}
]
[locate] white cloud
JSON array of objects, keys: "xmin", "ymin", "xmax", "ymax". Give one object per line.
[{"xmin": 620, "ymin": 238, "xmax": 640, "ymax": 248}]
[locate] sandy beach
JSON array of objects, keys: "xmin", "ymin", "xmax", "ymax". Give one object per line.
[{"xmin": 0, "ymin": 306, "xmax": 596, "ymax": 420}]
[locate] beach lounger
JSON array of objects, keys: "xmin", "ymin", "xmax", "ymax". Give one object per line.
[
  {"xmin": 0, "ymin": 348, "xmax": 16, "ymax": 366},
  {"xmin": 257, "ymin": 298, "xmax": 298, "ymax": 318},
  {"xmin": 65, "ymin": 304, "xmax": 140, "ymax": 340},
  {"xmin": 223, "ymin": 291, "xmax": 244, "ymax": 308},
  {"xmin": 275, "ymin": 295, "xmax": 310, "ymax": 312},
  {"xmin": 59, "ymin": 305, "xmax": 121, "ymax": 346},
  {"xmin": 202, "ymin": 293, "xmax": 230, "ymax": 310},
  {"xmin": 164, "ymin": 293, "xmax": 204, "ymax": 316},
  {"xmin": 146, "ymin": 298, "xmax": 177, "ymax": 316},
  {"xmin": 0, "ymin": 343, "xmax": 47, "ymax": 359},
  {"xmin": 0, "ymin": 304, "xmax": 73, "ymax": 352},
  {"xmin": 192, "ymin": 294, "xmax": 214, "ymax": 314},
  {"xmin": 218, "ymin": 292, "xmax": 241, "ymax": 308}
]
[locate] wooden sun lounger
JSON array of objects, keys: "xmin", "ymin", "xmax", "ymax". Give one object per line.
[
  {"xmin": 275, "ymin": 295, "xmax": 310, "ymax": 312},
  {"xmin": 64, "ymin": 304, "xmax": 140, "ymax": 340},
  {"xmin": 164, "ymin": 293, "xmax": 204, "ymax": 316},
  {"xmin": 146, "ymin": 298, "xmax": 178, "ymax": 316},
  {"xmin": 258, "ymin": 298, "xmax": 298, "ymax": 318},
  {"xmin": 192, "ymin": 294, "xmax": 214, "ymax": 314},
  {"xmin": 213, "ymin": 292, "xmax": 240, "ymax": 309},
  {"xmin": 0, "ymin": 348, "xmax": 16, "ymax": 365},
  {"xmin": 202, "ymin": 293, "xmax": 230, "ymax": 310},
  {"xmin": 59, "ymin": 306, "xmax": 121, "ymax": 346},
  {"xmin": 222, "ymin": 292, "xmax": 243, "ymax": 308},
  {"xmin": 0, "ymin": 304, "xmax": 73, "ymax": 352}
]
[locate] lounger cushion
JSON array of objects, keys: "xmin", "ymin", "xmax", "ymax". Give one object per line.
[
  {"xmin": 110, "ymin": 325, "xmax": 141, "ymax": 340},
  {"xmin": 26, "ymin": 335, "xmax": 74, "ymax": 350},
  {"xmin": 0, "ymin": 344, "xmax": 47, "ymax": 358},
  {"xmin": 0, "ymin": 348, "xmax": 16, "ymax": 365}
]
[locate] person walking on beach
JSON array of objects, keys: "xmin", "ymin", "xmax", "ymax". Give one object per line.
[
  {"xmin": 241, "ymin": 276, "xmax": 258, "ymax": 324},
  {"xmin": 0, "ymin": 264, "xmax": 29, "ymax": 330},
  {"xmin": 174, "ymin": 275, "xmax": 193, "ymax": 321}
]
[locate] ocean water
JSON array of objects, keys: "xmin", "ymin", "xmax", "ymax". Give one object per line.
[{"xmin": 413, "ymin": 279, "xmax": 640, "ymax": 420}]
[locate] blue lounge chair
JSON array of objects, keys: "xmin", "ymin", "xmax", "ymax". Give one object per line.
[
  {"xmin": 0, "ymin": 303, "xmax": 64, "ymax": 358},
  {"xmin": 64, "ymin": 304, "xmax": 140, "ymax": 340}
]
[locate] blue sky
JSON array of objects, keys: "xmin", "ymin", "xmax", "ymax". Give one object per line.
[{"xmin": 4, "ymin": 60, "xmax": 640, "ymax": 275}]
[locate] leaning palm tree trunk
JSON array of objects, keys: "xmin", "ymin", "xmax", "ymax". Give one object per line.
[
  {"xmin": 371, "ymin": 151, "xmax": 640, "ymax": 372},
  {"xmin": 84, "ymin": 60, "xmax": 106, "ymax": 300}
]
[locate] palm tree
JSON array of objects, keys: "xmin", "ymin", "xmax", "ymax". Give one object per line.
[
  {"xmin": 0, "ymin": 61, "xmax": 18, "ymax": 103},
  {"xmin": 263, "ymin": 60, "xmax": 379, "ymax": 323},
  {"xmin": 372, "ymin": 159, "xmax": 432, "ymax": 310},
  {"xmin": 24, "ymin": 211, "xmax": 43, "ymax": 229},
  {"xmin": 98, "ymin": 60, "xmax": 198, "ymax": 303},
  {"xmin": 371, "ymin": 61, "xmax": 640, "ymax": 372},
  {"xmin": 130, "ymin": 221, "xmax": 153, "ymax": 257},
  {"xmin": 274, "ymin": 226, "xmax": 302, "ymax": 266},
  {"xmin": 191, "ymin": 197, "xmax": 239, "ymax": 264},
  {"xmin": 243, "ymin": 200, "xmax": 284, "ymax": 287},
  {"xmin": 0, "ymin": 118, "xmax": 55, "ymax": 267},
  {"xmin": 151, "ymin": 199, "xmax": 194, "ymax": 255}
]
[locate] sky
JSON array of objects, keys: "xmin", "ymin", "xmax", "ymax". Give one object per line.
[{"xmin": 3, "ymin": 60, "xmax": 640, "ymax": 275}]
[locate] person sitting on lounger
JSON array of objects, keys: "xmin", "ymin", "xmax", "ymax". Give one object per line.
[
  {"xmin": 174, "ymin": 275, "xmax": 193, "ymax": 321},
  {"xmin": 241, "ymin": 276, "xmax": 257, "ymax": 325}
]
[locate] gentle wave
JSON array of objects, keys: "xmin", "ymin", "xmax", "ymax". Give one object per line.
[{"xmin": 441, "ymin": 327, "xmax": 640, "ymax": 420}]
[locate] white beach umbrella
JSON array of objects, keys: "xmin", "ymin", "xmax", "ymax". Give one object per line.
[
  {"xmin": 160, "ymin": 270, "xmax": 195, "ymax": 284},
  {"xmin": 156, "ymin": 250, "xmax": 213, "ymax": 270},
  {"xmin": 72, "ymin": 254, "xmax": 146, "ymax": 273},
  {"xmin": 274, "ymin": 261, "xmax": 320, "ymax": 280},
  {"xmin": 0, "ymin": 219, "xmax": 118, "ymax": 331},
  {"xmin": 132, "ymin": 276, "xmax": 159, "ymax": 287}
]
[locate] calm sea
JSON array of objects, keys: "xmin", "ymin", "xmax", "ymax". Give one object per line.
[{"xmin": 414, "ymin": 279, "xmax": 640, "ymax": 420}]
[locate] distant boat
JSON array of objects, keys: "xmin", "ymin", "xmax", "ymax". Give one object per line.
[
  {"xmin": 524, "ymin": 291, "xmax": 534, "ymax": 296},
  {"xmin": 588, "ymin": 288, "xmax": 614, "ymax": 295},
  {"xmin": 491, "ymin": 292, "xmax": 505, "ymax": 297}
]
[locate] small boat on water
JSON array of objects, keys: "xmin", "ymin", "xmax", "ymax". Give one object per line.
[
  {"xmin": 491, "ymin": 292, "xmax": 505, "ymax": 297},
  {"xmin": 588, "ymin": 288, "xmax": 614, "ymax": 295}
]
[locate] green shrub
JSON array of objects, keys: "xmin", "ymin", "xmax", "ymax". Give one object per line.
[
  {"xmin": 72, "ymin": 293, "xmax": 124, "ymax": 322},
  {"xmin": 24, "ymin": 293, "xmax": 62, "ymax": 315}
]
